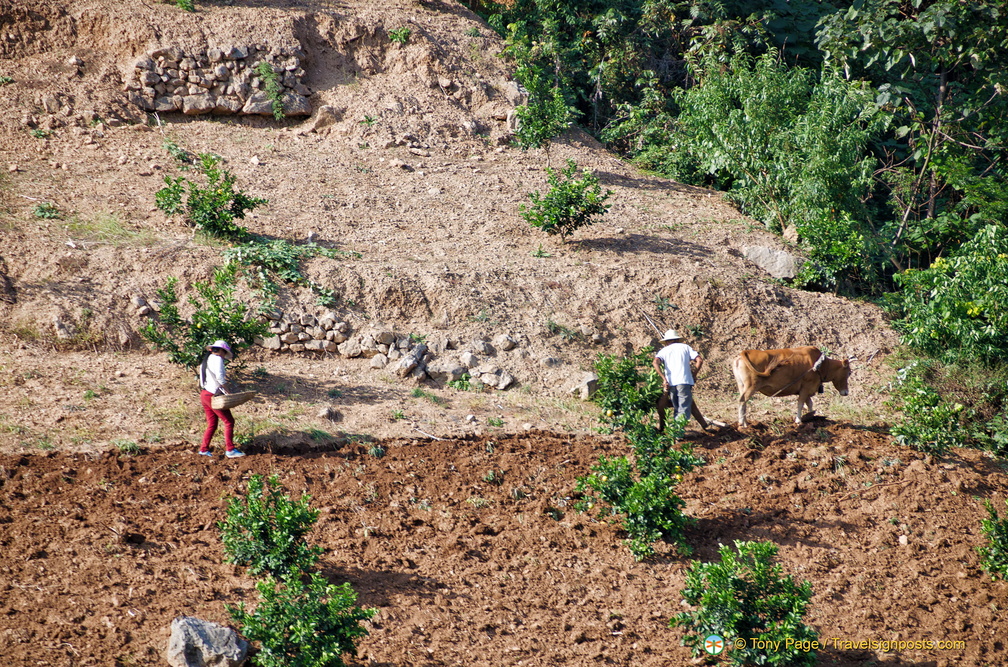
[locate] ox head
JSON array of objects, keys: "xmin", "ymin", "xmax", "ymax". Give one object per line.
[{"xmin": 831, "ymin": 357, "xmax": 854, "ymax": 396}]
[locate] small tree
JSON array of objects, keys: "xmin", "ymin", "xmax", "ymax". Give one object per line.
[
  {"xmin": 978, "ymin": 499, "xmax": 1008, "ymax": 580},
  {"xmin": 140, "ymin": 263, "xmax": 268, "ymax": 369},
  {"xmin": 512, "ymin": 61, "xmax": 575, "ymax": 154},
  {"xmin": 575, "ymin": 349, "xmax": 704, "ymax": 560},
  {"xmin": 521, "ymin": 159, "xmax": 612, "ymax": 242},
  {"xmin": 156, "ymin": 152, "xmax": 266, "ymax": 241},
  {"xmin": 229, "ymin": 572, "xmax": 376, "ymax": 667},
  {"xmin": 222, "ymin": 475, "xmax": 376, "ymax": 667},
  {"xmin": 673, "ymin": 540, "xmax": 818, "ymax": 666},
  {"xmin": 220, "ymin": 474, "xmax": 323, "ymax": 578}
]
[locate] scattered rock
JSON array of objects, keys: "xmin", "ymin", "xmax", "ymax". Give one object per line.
[
  {"xmin": 570, "ymin": 373, "xmax": 598, "ymax": 400},
  {"xmin": 165, "ymin": 616, "xmax": 248, "ymax": 667},
  {"xmin": 742, "ymin": 245, "xmax": 804, "ymax": 280},
  {"xmin": 317, "ymin": 406, "xmax": 340, "ymax": 421}
]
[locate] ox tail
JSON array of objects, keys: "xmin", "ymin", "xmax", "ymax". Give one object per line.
[{"xmin": 739, "ymin": 350, "xmax": 780, "ymax": 378}]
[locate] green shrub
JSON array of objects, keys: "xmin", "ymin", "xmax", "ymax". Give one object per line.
[
  {"xmin": 224, "ymin": 238, "xmax": 355, "ymax": 309},
  {"xmin": 512, "ymin": 62, "xmax": 575, "ymax": 151},
  {"xmin": 140, "ymin": 263, "xmax": 269, "ymax": 369},
  {"xmin": 220, "ymin": 474, "xmax": 323, "ymax": 578},
  {"xmin": 521, "ymin": 159, "xmax": 612, "ymax": 241},
  {"xmin": 888, "ymin": 355, "xmax": 1008, "ymax": 456},
  {"xmin": 889, "ymin": 360, "xmax": 967, "ymax": 456},
  {"xmin": 156, "ymin": 152, "xmax": 266, "ymax": 241},
  {"xmin": 576, "ymin": 348, "xmax": 704, "ymax": 560},
  {"xmin": 114, "ymin": 439, "xmax": 141, "ymax": 456},
  {"xmin": 447, "ymin": 373, "xmax": 472, "ymax": 391},
  {"xmin": 887, "ymin": 225, "xmax": 1008, "ymax": 365},
  {"xmin": 229, "ymin": 570, "xmax": 374, "ymax": 667},
  {"xmin": 388, "ymin": 26, "xmax": 411, "ymax": 44},
  {"xmin": 978, "ymin": 499, "xmax": 1008, "ymax": 580},
  {"xmin": 255, "ymin": 61, "xmax": 285, "ymax": 121},
  {"xmin": 575, "ymin": 426, "xmax": 700, "ymax": 561},
  {"xmin": 175, "ymin": 0, "xmax": 194, "ymax": 12},
  {"xmin": 163, "ymin": 138, "xmax": 194, "ymax": 167},
  {"xmin": 672, "ymin": 540, "xmax": 818, "ymax": 666},
  {"xmin": 33, "ymin": 202, "xmax": 61, "ymax": 219},
  {"xmin": 593, "ymin": 348, "xmax": 662, "ymax": 432}
]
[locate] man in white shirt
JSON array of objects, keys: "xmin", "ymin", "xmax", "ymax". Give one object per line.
[{"xmin": 653, "ymin": 329, "xmax": 704, "ymax": 424}]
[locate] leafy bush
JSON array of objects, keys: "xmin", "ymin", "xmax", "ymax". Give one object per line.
[
  {"xmin": 33, "ymin": 202, "xmax": 61, "ymax": 219},
  {"xmin": 446, "ymin": 373, "xmax": 472, "ymax": 391},
  {"xmin": 220, "ymin": 474, "xmax": 323, "ymax": 578},
  {"xmin": 175, "ymin": 0, "xmax": 194, "ymax": 12},
  {"xmin": 229, "ymin": 572, "xmax": 375, "ymax": 667},
  {"xmin": 223, "ymin": 238, "xmax": 356, "ymax": 309},
  {"xmin": 156, "ymin": 152, "xmax": 266, "ymax": 241},
  {"xmin": 978, "ymin": 499, "xmax": 1008, "ymax": 580},
  {"xmin": 576, "ymin": 348, "xmax": 704, "ymax": 560},
  {"xmin": 388, "ymin": 26, "xmax": 411, "ymax": 44},
  {"xmin": 512, "ymin": 61, "xmax": 575, "ymax": 151},
  {"xmin": 886, "ymin": 225, "xmax": 1008, "ymax": 365},
  {"xmin": 163, "ymin": 138, "xmax": 194, "ymax": 167},
  {"xmin": 255, "ymin": 61, "xmax": 285, "ymax": 121},
  {"xmin": 672, "ymin": 540, "xmax": 818, "ymax": 666},
  {"xmin": 889, "ymin": 361, "xmax": 967, "ymax": 456},
  {"xmin": 140, "ymin": 263, "xmax": 269, "ymax": 369},
  {"xmin": 593, "ymin": 348, "xmax": 662, "ymax": 432},
  {"xmin": 888, "ymin": 355, "xmax": 1008, "ymax": 457},
  {"xmin": 521, "ymin": 159, "xmax": 612, "ymax": 241}
]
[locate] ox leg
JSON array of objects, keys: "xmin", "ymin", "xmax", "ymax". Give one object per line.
[
  {"xmin": 738, "ymin": 388, "xmax": 757, "ymax": 428},
  {"xmin": 795, "ymin": 394, "xmax": 814, "ymax": 424}
]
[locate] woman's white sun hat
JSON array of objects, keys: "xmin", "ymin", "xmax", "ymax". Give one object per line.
[{"xmin": 206, "ymin": 340, "xmax": 234, "ymax": 360}]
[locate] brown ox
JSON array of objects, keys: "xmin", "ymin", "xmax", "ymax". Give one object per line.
[{"xmin": 733, "ymin": 346, "xmax": 851, "ymax": 427}]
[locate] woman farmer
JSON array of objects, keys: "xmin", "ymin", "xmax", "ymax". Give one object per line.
[{"xmin": 198, "ymin": 340, "xmax": 245, "ymax": 458}]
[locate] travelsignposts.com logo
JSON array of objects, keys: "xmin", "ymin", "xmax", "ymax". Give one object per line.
[{"xmin": 705, "ymin": 634, "xmax": 725, "ymax": 655}]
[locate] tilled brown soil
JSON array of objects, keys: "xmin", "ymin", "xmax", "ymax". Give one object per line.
[{"xmin": 1, "ymin": 423, "xmax": 1006, "ymax": 666}]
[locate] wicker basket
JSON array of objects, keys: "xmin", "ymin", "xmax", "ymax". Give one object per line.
[{"xmin": 211, "ymin": 391, "xmax": 257, "ymax": 410}]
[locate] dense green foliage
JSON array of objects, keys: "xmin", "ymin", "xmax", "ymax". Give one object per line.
[
  {"xmin": 673, "ymin": 540, "xmax": 818, "ymax": 666},
  {"xmin": 576, "ymin": 348, "xmax": 704, "ymax": 560},
  {"xmin": 220, "ymin": 474, "xmax": 323, "ymax": 577},
  {"xmin": 521, "ymin": 159, "xmax": 612, "ymax": 240},
  {"xmin": 887, "ymin": 357, "xmax": 1008, "ymax": 457},
  {"xmin": 888, "ymin": 361, "xmax": 966, "ymax": 456},
  {"xmin": 221, "ymin": 475, "xmax": 374, "ymax": 667},
  {"xmin": 156, "ymin": 152, "xmax": 266, "ymax": 241},
  {"xmin": 229, "ymin": 573, "xmax": 375, "ymax": 667},
  {"xmin": 978, "ymin": 499, "xmax": 1008, "ymax": 581},
  {"xmin": 140, "ymin": 263, "xmax": 268, "ymax": 369},
  {"xmin": 886, "ymin": 225, "xmax": 1008, "ymax": 364}
]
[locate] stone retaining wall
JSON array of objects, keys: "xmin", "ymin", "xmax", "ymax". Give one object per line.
[{"xmin": 125, "ymin": 44, "xmax": 311, "ymax": 116}]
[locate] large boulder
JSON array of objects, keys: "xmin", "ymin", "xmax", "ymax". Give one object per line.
[
  {"xmin": 742, "ymin": 246, "xmax": 804, "ymax": 280},
  {"xmin": 165, "ymin": 616, "xmax": 248, "ymax": 667}
]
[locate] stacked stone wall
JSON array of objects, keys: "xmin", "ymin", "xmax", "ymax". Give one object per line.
[{"xmin": 125, "ymin": 44, "xmax": 311, "ymax": 117}]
